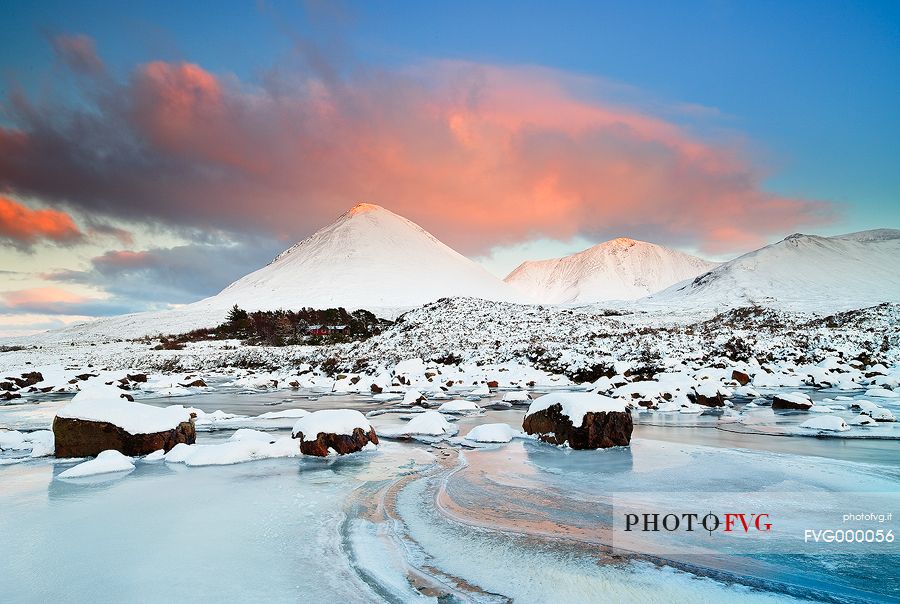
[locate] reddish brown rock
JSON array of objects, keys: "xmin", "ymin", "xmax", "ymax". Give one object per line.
[
  {"xmin": 486, "ymin": 380, "xmax": 499, "ymax": 389},
  {"xmin": 731, "ymin": 370, "xmax": 751, "ymax": 385},
  {"xmin": 772, "ymin": 394, "xmax": 813, "ymax": 410},
  {"xmin": 179, "ymin": 379, "xmax": 207, "ymax": 388},
  {"xmin": 10, "ymin": 371, "xmax": 43, "ymax": 389},
  {"xmin": 370, "ymin": 384, "xmax": 383, "ymax": 394},
  {"xmin": 293, "ymin": 427, "xmax": 378, "ymax": 457},
  {"xmin": 690, "ymin": 391, "xmax": 725, "ymax": 407},
  {"xmin": 522, "ymin": 404, "xmax": 632, "ymax": 449},
  {"xmin": 52, "ymin": 417, "xmax": 195, "ymax": 458}
]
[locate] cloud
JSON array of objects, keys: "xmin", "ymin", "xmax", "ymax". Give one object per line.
[
  {"xmin": 0, "ymin": 286, "xmax": 134, "ymax": 316},
  {"xmin": 0, "ymin": 37, "xmax": 833, "ymax": 255},
  {"xmin": 44, "ymin": 237, "xmax": 283, "ymax": 306},
  {"xmin": 0, "ymin": 197, "xmax": 83, "ymax": 248},
  {"xmin": 50, "ymin": 33, "xmax": 105, "ymax": 75}
]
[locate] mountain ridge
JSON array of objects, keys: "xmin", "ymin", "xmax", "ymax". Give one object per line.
[{"xmin": 504, "ymin": 237, "xmax": 716, "ymax": 303}]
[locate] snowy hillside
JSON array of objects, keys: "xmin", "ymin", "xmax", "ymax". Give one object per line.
[
  {"xmin": 504, "ymin": 237, "xmax": 716, "ymax": 303},
  {"xmin": 19, "ymin": 204, "xmax": 520, "ymax": 342},
  {"xmin": 649, "ymin": 229, "xmax": 900, "ymax": 312}
]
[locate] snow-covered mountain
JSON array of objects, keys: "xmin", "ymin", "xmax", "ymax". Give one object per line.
[
  {"xmin": 26, "ymin": 203, "xmax": 521, "ymax": 341},
  {"xmin": 504, "ymin": 237, "xmax": 716, "ymax": 303},
  {"xmin": 648, "ymin": 229, "xmax": 900, "ymax": 312},
  {"xmin": 216, "ymin": 203, "xmax": 519, "ymax": 310}
]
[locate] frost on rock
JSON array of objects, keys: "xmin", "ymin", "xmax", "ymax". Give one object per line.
[{"xmin": 57, "ymin": 450, "xmax": 135, "ymax": 479}]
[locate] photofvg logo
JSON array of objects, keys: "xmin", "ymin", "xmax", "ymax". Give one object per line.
[
  {"xmin": 624, "ymin": 512, "xmax": 772, "ymax": 535},
  {"xmin": 612, "ymin": 492, "xmax": 898, "ymax": 555}
]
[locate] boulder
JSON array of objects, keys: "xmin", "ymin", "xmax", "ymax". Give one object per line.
[
  {"xmin": 179, "ymin": 379, "xmax": 207, "ymax": 388},
  {"xmin": 53, "ymin": 385, "xmax": 196, "ymax": 457},
  {"xmin": 486, "ymin": 380, "xmax": 499, "ymax": 389},
  {"xmin": 53, "ymin": 417, "xmax": 194, "ymax": 458},
  {"xmin": 522, "ymin": 393, "xmax": 632, "ymax": 449},
  {"xmin": 689, "ymin": 391, "xmax": 725, "ymax": 407},
  {"xmin": 291, "ymin": 409, "xmax": 378, "ymax": 457},
  {"xmin": 772, "ymin": 393, "xmax": 813, "ymax": 410},
  {"xmin": 11, "ymin": 371, "xmax": 43, "ymax": 389},
  {"xmin": 731, "ymin": 370, "xmax": 751, "ymax": 386}
]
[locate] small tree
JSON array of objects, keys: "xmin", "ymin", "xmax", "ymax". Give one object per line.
[{"xmin": 227, "ymin": 305, "xmax": 248, "ymax": 324}]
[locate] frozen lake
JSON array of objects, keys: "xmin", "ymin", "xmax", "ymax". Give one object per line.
[{"xmin": 1, "ymin": 387, "xmax": 898, "ymax": 603}]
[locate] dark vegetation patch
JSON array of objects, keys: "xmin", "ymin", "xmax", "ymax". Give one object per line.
[{"xmin": 146, "ymin": 305, "xmax": 392, "ymax": 349}]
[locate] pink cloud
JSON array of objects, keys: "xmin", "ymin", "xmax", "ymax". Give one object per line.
[
  {"xmin": 50, "ymin": 34, "xmax": 105, "ymax": 75},
  {"xmin": 0, "ymin": 197, "xmax": 83, "ymax": 247},
  {"xmin": 2, "ymin": 287, "xmax": 87, "ymax": 309},
  {"xmin": 0, "ymin": 46, "xmax": 833, "ymax": 255}
]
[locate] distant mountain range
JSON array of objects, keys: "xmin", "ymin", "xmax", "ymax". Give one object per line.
[
  {"xmin": 12, "ymin": 205, "xmax": 900, "ymax": 342},
  {"xmin": 648, "ymin": 229, "xmax": 900, "ymax": 312}
]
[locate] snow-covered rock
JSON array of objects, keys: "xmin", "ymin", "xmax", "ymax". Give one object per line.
[
  {"xmin": 437, "ymin": 400, "xmax": 481, "ymax": 415},
  {"xmin": 291, "ymin": 409, "xmax": 377, "ymax": 456},
  {"xmin": 57, "ymin": 450, "xmax": 135, "ymax": 479},
  {"xmin": 798, "ymin": 416, "xmax": 850, "ymax": 432},
  {"xmin": 57, "ymin": 383, "xmax": 193, "ymax": 435},
  {"xmin": 865, "ymin": 387, "xmax": 898, "ymax": 399},
  {"xmin": 464, "ymin": 423, "xmax": 519, "ymax": 443},
  {"xmin": 523, "ymin": 392, "xmax": 632, "ymax": 449},
  {"xmin": 53, "ymin": 383, "xmax": 195, "ymax": 457},
  {"xmin": 771, "ymin": 392, "xmax": 813, "ymax": 410},
  {"xmin": 379, "ymin": 411, "xmax": 458, "ymax": 438},
  {"xmin": 502, "ymin": 391, "xmax": 531, "ymax": 403}
]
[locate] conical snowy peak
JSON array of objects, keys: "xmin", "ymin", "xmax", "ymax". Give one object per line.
[
  {"xmin": 504, "ymin": 238, "xmax": 716, "ymax": 303},
  {"xmin": 649, "ymin": 228, "xmax": 900, "ymax": 312},
  {"xmin": 216, "ymin": 203, "xmax": 520, "ymax": 312}
]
